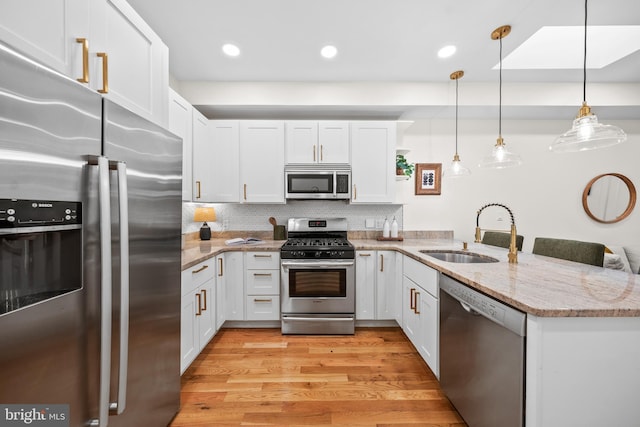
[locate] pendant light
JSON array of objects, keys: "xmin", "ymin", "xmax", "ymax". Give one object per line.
[
  {"xmin": 444, "ymin": 70, "xmax": 471, "ymax": 177},
  {"xmin": 550, "ymin": 0, "xmax": 626, "ymax": 152},
  {"xmin": 479, "ymin": 25, "xmax": 522, "ymax": 169}
]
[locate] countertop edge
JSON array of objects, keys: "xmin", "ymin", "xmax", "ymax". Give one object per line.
[{"xmin": 182, "ymin": 238, "xmax": 640, "ymax": 318}]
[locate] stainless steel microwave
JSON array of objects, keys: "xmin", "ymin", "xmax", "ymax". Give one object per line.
[{"xmin": 285, "ymin": 166, "xmax": 351, "ymax": 200}]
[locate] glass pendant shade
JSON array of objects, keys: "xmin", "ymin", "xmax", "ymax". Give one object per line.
[
  {"xmin": 479, "ymin": 137, "xmax": 523, "ymax": 169},
  {"xmin": 551, "ymin": 103, "xmax": 627, "ymax": 152},
  {"xmin": 552, "ymin": 0, "xmax": 626, "ymax": 152},
  {"xmin": 444, "ymin": 70, "xmax": 471, "ymax": 178},
  {"xmin": 481, "ymin": 25, "xmax": 522, "ymax": 170},
  {"xmin": 445, "ymin": 154, "xmax": 471, "ymax": 177}
]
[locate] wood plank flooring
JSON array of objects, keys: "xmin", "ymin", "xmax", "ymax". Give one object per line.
[{"xmin": 171, "ymin": 327, "xmax": 466, "ymax": 427}]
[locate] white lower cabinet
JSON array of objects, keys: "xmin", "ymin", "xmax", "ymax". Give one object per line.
[
  {"xmin": 245, "ymin": 252, "xmax": 281, "ymax": 321},
  {"xmin": 355, "ymin": 250, "xmax": 400, "ymax": 321},
  {"xmin": 401, "ymin": 255, "xmax": 439, "ymax": 377},
  {"xmin": 180, "ymin": 259, "xmax": 216, "ymax": 374},
  {"xmin": 223, "ymin": 251, "xmax": 245, "ymax": 321},
  {"xmin": 215, "ymin": 254, "xmax": 226, "ymax": 331}
]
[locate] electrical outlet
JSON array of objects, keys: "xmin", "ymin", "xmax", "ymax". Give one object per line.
[
  {"xmin": 222, "ymin": 219, "xmax": 229, "ymax": 230},
  {"xmin": 375, "ymin": 219, "xmax": 384, "ymax": 229},
  {"xmin": 365, "ymin": 218, "xmax": 375, "ymax": 229}
]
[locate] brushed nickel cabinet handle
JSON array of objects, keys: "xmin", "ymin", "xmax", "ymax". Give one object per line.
[
  {"xmin": 254, "ymin": 254, "xmax": 272, "ymax": 258},
  {"xmin": 195, "ymin": 181, "xmax": 201, "ymax": 199},
  {"xmin": 76, "ymin": 38, "xmax": 89, "ymax": 83},
  {"xmin": 320, "ymin": 144, "xmax": 323, "ymax": 161},
  {"xmin": 253, "ymin": 273, "xmax": 272, "ymax": 277},
  {"xmin": 195, "ymin": 293, "xmax": 202, "ymax": 316},
  {"xmin": 410, "ymin": 288, "xmax": 416, "ymax": 310},
  {"xmin": 254, "ymin": 298, "xmax": 272, "ymax": 303},
  {"xmin": 380, "ymin": 254, "xmax": 384, "ymax": 272},
  {"xmin": 192, "ymin": 264, "xmax": 208, "ymax": 274},
  {"xmin": 359, "ymin": 253, "xmax": 371, "ymax": 257},
  {"xmin": 244, "ymin": 184, "xmax": 247, "ymax": 200},
  {"xmin": 353, "ymin": 184, "xmax": 357, "ymax": 200},
  {"xmin": 313, "ymin": 145, "xmax": 316, "ymax": 162},
  {"xmin": 414, "ymin": 291, "xmax": 420, "ymax": 314},
  {"xmin": 218, "ymin": 258, "xmax": 223, "ymax": 277},
  {"xmin": 97, "ymin": 52, "xmax": 108, "ymax": 93}
]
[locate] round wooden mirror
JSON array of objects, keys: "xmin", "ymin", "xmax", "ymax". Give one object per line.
[{"xmin": 582, "ymin": 173, "xmax": 636, "ymax": 224}]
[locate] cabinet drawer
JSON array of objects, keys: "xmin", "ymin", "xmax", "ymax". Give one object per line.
[
  {"xmin": 246, "ymin": 295, "xmax": 280, "ymax": 320},
  {"xmin": 182, "ymin": 259, "xmax": 215, "ymax": 296},
  {"xmin": 246, "ymin": 269, "xmax": 280, "ymax": 295},
  {"xmin": 246, "ymin": 251, "xmax": 280, "ymax": 269},
  {"xmin": 403, "ymin": 256, "xmax": 438, "ymax": 298}
]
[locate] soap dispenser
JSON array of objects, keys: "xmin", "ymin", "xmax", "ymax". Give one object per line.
[
  {"xmin": 391, "ymin": 216, "xmax": 399, "ymax": 238},
  {"xmin": 382, "ymin": 217, "xmax": 390, "ymax": 238}
]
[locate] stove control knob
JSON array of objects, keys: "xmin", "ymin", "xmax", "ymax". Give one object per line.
[{"xmin": 315, "ymin": 251, "xmax": 322, "ymax": 258}]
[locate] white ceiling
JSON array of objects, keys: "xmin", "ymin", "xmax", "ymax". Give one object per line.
[{"xmin": 127, "ymin": 0, "xmax": 640, "ymax": 119}]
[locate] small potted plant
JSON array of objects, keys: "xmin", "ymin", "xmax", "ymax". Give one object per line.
[{"xmin": 396, "ymin": 154, "xmax": 414, "ymax": 177}]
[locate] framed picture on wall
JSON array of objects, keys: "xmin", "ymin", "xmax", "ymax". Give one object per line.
[{"xmin": 415, "ymin": 163, "xmax": 442, "ymax": 195}]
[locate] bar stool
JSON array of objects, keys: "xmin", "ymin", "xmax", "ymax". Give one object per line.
[
  {"xmin": 481, "ymin": 231, "xmax": 524, "ymax": 251},
  {"xmin": 532, "ymin": 237, "xmax": 605, "ymax": 267}
]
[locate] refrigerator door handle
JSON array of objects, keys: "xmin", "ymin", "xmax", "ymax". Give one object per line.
[
  {"xmin": 110, "ymin": 160, "xmax": 129, "ymax": 415},
  {"xmin": 89, "ymin": 156, "xmax": 113, "ymax": 427}
]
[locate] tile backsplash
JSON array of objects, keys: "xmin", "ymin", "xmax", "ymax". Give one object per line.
[{"xmin": 183, "ymin": 201, "xmax": 403, "ymax": 235}]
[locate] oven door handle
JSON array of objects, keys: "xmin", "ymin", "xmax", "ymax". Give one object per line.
[
  {"xmin": 282, "ymin": 316, "xmax": 355, "ymax": 322},
  {"xmin": 281, "ymin": 260, "xmax": 355, "ymax": 269}
]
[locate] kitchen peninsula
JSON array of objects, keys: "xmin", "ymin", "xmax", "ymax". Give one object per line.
[{"xmin": 182, "ymin": 236, "xmax": 640, "ymax": 427}]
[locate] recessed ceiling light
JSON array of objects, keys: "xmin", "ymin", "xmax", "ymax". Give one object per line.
[
  {"xmin": 321, "ymin": 45, "xmax": 338, "ymax": 59},
  {"xmin": 499, "ymin": 25, "xmax": 640, "ymax": 69},
  {"xmin": 437, "ymin": 45, "xmax": 457, "ymax": 58},
  {"xmin": 222, "ymin": 43, "xmax": 240, "ymax": 57}
]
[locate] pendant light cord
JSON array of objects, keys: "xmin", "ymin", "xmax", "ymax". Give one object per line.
[
  {"xmin": 583, "ymin": 0, "xmax": 588, "ymax": 103},
  {"xmin": 499, "ymin": 35, "xmax": 503, "ymax": 138},
  {"xmin": 455, "ymin": 77, "xmax": 459, "ymax": 154}
]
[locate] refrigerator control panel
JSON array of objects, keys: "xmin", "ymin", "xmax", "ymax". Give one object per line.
[{"xmin": 0, "ymin": 198, "xmax": 82, "ymax": 228}]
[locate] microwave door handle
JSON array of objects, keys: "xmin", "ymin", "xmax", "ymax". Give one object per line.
[
  {"xmin": 89, "ymin": 156, "xmax": 113, "ymax": 427},
  {"xmin": 109, "ymin": 161, "xmax": 129, "ymax": 415}
]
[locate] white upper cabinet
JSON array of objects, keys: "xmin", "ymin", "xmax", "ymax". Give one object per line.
[
  {"xmin": 0, "ymin": 0, "xmax": 89, "ymax": 81},
  {"xmin": 350, "ymin": 121, "xmax": 396, "ymax": 203},
  {"xmin": 205, "ymin": 120, "xmax": 240, "ymax": 203},
  {"xmin": 168, "ymin": 88, "xmax": 193, "ymax": 201},
  {"xmin": 285, "ymin": 121, "xmax": 318, "ymax": 164},
  {"xmin": 239, "ymin": 121, "xmax": 285, "ymax": 203},
  {"xmin": 191, "ymin": 110, "xmax": 216, "ymax": 201},
  {"xmin": 90, "ymin": 0, "xmax": 169, "ymax": 127},
  {"xmin": 285, "ymin": 121, "xmax": 349, "ymax": 164},
  {"xmin": 0, "ymin": 0, "xmax": 169, "ymax": 128},
  {"xmin": 318, "ymin": 121, "xmax": 350, "ymax": 163}
]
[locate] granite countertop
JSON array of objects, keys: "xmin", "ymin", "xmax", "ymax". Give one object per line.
[{"xmin": 182, "ymin": 237, "xmax": 640, "ymax": 318}]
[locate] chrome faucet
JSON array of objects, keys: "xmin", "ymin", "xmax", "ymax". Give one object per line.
[{"xmin": 474, "ymin": 203, "xmax": 518, "ymax": 264}]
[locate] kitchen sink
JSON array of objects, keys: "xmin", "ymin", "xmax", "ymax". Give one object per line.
[{"xmin": 419, "ymin": 250, "xmax": 499, "ymax": 264}]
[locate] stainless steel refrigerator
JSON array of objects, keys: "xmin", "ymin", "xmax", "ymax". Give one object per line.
[{"xmin": 0, "ymin": 42, "xmax": 182, "ymax": 427}]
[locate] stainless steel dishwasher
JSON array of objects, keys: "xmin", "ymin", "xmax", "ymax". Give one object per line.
[{"xmin": 439, "ymin": 273, "xmax": 526, "ymax": 427}]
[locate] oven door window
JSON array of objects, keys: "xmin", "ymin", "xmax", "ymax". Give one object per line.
[
  {"xmin": 289, "ymin": 269, "xmax": 346, "ymax": 297},
  {"xmin": 1, "ymin": 229, "xmax": 82, "ymax": 315}
]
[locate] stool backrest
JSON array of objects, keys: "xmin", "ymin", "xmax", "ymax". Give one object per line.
[
  {"xmin": 482, "ymin": 231, "xmax": 524, "ymax": 251},
  {"xmin": 532, "ymin": 237, "xmax": 605, "ymax": 267}
]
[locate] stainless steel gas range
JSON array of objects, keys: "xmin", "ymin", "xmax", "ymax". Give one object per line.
[{"xmin": 280, "ymin": 218, "xmax": 355, "ymax": 335}]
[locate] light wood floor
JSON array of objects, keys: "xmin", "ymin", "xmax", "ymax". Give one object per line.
[{"xmin": 171, "ymin": 327, "xmax": 466, "ymax": 427}]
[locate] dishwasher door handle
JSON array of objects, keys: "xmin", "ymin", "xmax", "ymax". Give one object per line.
[{"xmin": 460, "ymin": 301, "xmax": 482, "ymax": 316}]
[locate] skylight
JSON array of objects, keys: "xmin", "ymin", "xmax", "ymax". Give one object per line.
[{"xmin": 498, "ymin": 25, "xmax": 640, "ymax": 69}]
